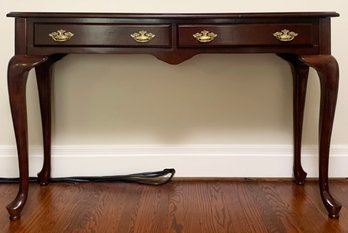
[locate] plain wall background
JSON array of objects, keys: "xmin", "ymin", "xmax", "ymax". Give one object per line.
[{"xmin": 0, "ymin": 1, "xmax": 347, "ymax": 177}]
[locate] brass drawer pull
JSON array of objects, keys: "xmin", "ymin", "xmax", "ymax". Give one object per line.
[
  {"xmin": 193, "ymin": 30, "xmax": 217, "ymax": 43},
  {"xmin": 130, "ymin": 30, "xmax": 155, "ymax": 43},
  {"xmin": 273, "ymin": 29, "xmax": 298, "ymax": 42},
  {"xmin": 49, "ymin": 29, "xmax": 74, "ymax": 42}
]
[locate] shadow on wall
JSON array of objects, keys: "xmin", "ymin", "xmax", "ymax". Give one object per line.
[{"xmin": 25, "ymin": 53, "xmax": 319, "ymax": 145}]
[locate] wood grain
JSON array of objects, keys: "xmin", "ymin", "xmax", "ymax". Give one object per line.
[{"xmin": 1, "ymin": 180, "xmax": 348, "ymax": 233}]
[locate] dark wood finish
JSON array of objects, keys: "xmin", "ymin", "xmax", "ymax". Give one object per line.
[
  {"xmin": 14, "ymin": 18, "xmax": 27, "ymax": 54},
  {"xmin": 1, "ymin": 180, "xmax": 348, "ymax": 232},
  {"xmin": 6, "ymin": 12, "xmax": 340, "ymax": 220},
  {"xmin": 6, "ymin": 11, "xmax": 340, "ymax": 18},
  {"xmin": 34, "ymin": 24, "xmax": 172, "ymax": 47},
  {"xmin": 319, "ymin": 18, "xmax": 332, "ymax": 54},
  {"xmin": 178, "ymin": 24, "xmax": 316, "ymax": 47},
  {"xmin": 35, "ymin": 54, "xmax": 66, "ymax": 186},
  {"xmin": 300, "ymin": 55, "xmax": 341, "ymax": 218},
  {"xmin": 7, "ymin": 55, "xmax": 48, "ymax": 220},
  {"xmin": 278, "ymin": 54, "xmax": 309, "ymax": 185}
]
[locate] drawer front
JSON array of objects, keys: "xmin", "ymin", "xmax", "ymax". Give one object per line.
[
  {"xmin": 34, "ymin": 24, "xmax": 171, "ymax": 47},
  {"xmin": 178, "ymin": 24, "xmax": 316, "ymax": 47}
]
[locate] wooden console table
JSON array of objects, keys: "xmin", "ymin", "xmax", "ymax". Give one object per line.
[{"xmin": 6, "ymin": 12, "xmax": 341, "ymax": 220}]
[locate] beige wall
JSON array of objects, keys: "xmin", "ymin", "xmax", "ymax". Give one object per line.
[{"xmin": 0, "ymin": 1, "xmax": 347, "ymax": 177}]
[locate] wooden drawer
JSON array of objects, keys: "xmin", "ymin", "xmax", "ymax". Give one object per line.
[
  {"xmin": 178, "ymin": 24, "xmax": 317, "ymax": 47},
  {"xmin": 34, "ymin": 24, "xmax": 171, "ymax": 47}
]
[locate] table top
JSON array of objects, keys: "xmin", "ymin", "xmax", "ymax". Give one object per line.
[{"xmin": 7, "ymin": 12, "xmax": 339, "ymax": 18}]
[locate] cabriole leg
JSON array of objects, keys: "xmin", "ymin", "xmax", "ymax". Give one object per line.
[
  {"xmin": 300, "ymin": 55, "xmax": 342, "ymax": 218},
  {"xmin": 278, "ymin": 54, "xmax": 309, "ymax": 184},
  {"xmin": 7, "ymin": 55, "xmax": 48, "ymax": 220},
  {"xmin": 35, "ymin": 54, "xmax": 66, "ymax": 185}
]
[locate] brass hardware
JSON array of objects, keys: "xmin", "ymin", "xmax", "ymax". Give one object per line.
[
  {"xmin": 49, "ymin": 29, "xmax": 74, "ymax": 42},
  {"xmin": 273, "ymin": 29, "xmax": 298, "ymax": 42},
  {"xmin": 130, "ymin": 30, "xmax": 155, "ymax": 43},
  {"xmin": 193, "ymin": 30, "xmax": 217, "ymax": 43}
]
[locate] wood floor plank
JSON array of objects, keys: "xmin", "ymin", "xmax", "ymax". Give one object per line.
[{"xmin": 1, "ymin": 180, "xmax": 348, "ymax": 233}]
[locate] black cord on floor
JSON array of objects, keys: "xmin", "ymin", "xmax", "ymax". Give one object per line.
[{"xmin": 0, "ymin": 168, "xmax": 176, "ymax": 185}]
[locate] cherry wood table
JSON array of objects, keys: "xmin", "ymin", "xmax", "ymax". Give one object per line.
[{"xmin": 6, "ymin": 12, "xmax": 340, "ymax": 220}]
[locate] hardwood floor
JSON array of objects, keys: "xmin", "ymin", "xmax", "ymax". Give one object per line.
[{"xmin": 1, "ymin": 180, "xmax": 348, "ymax": 233}]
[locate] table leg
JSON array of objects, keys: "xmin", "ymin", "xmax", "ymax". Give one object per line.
[
  {"xmin": 35, "ymin": 54, "xmax": 66, "ymax": 185},
  {"xmin": 300, "ymin": 55, "xmax": 342, "ymax": 218},
  {"xmin": 278, "ymin": 54, "xmax": 309, "ymax": 185},
  {"xmin": 7, "ymin": 55, "xmax": 48, "ymax": 220}
]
